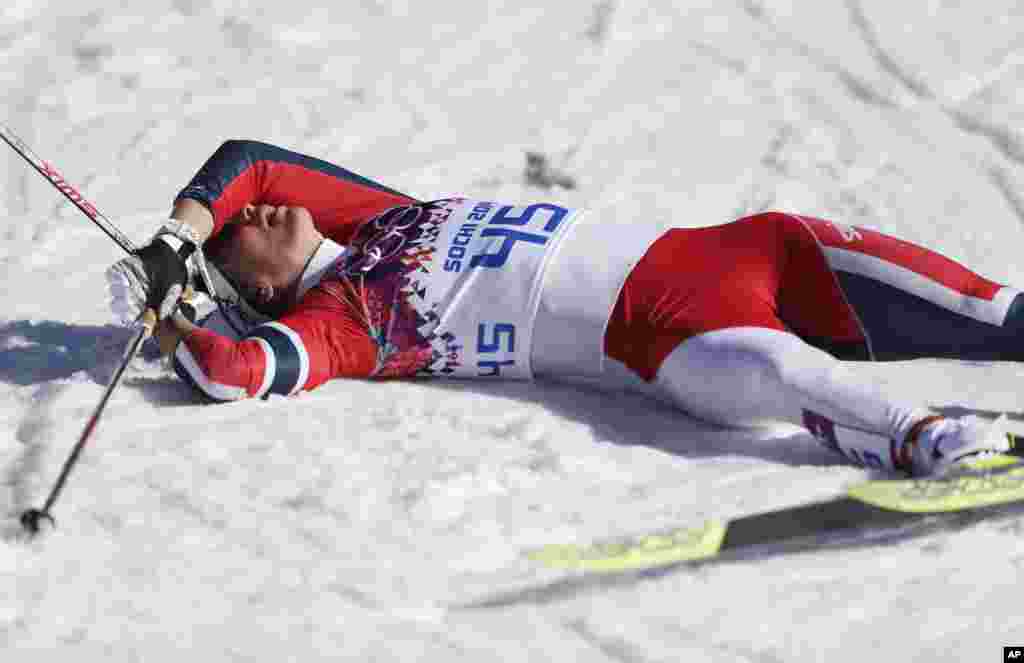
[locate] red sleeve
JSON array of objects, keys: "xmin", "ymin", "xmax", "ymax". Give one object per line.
[
  {"xmin": 175, "ymin": 139, "xmax": 417, "ymax": 244},
  {"xmin": 172, "ymin": 288, "xmax": 377, "ymax": 401}
]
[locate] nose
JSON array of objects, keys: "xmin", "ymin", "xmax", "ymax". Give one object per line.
[{"xmin": 242, "ymin": 204, "xmax": 277, "ymax": 229}]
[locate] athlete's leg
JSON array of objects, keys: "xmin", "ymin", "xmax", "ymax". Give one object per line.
[
  {"xmin": 651, "ymin": 326, "xmax": 1009, "ymax": 474},
  {"xmin": 604, "ymin": 219, "xmax": 1010, "ymax": 474},
  {"xmin": 652, "ymin": 326, "xmax": 927, "ymax": 472},
  {"xmin": 791, "ymin": 214, "xmax": 1024, "ymax": 361}
]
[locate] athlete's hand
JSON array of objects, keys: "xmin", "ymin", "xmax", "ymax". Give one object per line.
[
  {"xmin": 153, "ymin": 296, "xmax": 199, "ymax": 356},
  {"xmin": 106, "ymin": 228, "xmax": 196, "ymax": 324}
]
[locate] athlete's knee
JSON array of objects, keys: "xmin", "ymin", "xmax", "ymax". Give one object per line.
[
  {"xmin": 759, "ymin": 334, "xmax": 847, "ymax": 394},
  {"xmin": 733, "ymin": 211, "xmax": 812, "ymax": 243},
  {"xmin": 734, "ymin": 211, "xmax": 792, "ymax": 229},
  {"xmin": 735, "ymin": 210, "xmax": 784, "ymax": 221}
]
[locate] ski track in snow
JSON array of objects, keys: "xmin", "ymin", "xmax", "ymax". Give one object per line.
[{"xmin": 3, "ymin": 1, "xmax": 1024, "ymax": 660}]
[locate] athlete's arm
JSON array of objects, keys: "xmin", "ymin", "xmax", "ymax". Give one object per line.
[
  {"xmin": 174, "ymin": 139, "xmax": 418, "ymax": 242},
  {"xmin": 167, "ymin": 288, "xmax": 378, "ymax": 401},
  {"xmin": 168, "ymin": 197, "xmax": 215, "ymax": 244}
]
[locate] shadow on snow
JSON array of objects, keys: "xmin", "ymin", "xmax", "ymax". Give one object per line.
[
  {"xmin": 421, "ymin": 377, "xmax": 843, "ymax": 470},
  {"xmin": 0, "ymin": 318, "xmax": 200, "ymax": 403},
  {"xmin": 420, "ymin": 376, "xmax": 1024, "ymax": 470},
  {"xmin": 2, "ymin": 318, "xmax": 1020, "ymax": 476},
  {"xmin": 0, "ymin": 319, "xmax": 139, "ymax": 385}
]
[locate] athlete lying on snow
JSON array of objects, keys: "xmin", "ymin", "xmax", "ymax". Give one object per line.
[{"xmin": 107, "ymin": 139, "xmax": 1019, "ymax": 478}]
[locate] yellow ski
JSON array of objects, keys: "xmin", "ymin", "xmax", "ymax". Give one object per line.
[
  {"xmin": 529, "ymin": 452, "xmax": 1024, "ymax": 573},
  {"xmin": 848, "ymin": 453, "xmax": 1024, "ymax": 513},
  {"xmin": 527, "ymin": 520, "xmax": 728, "ymax": 571}
]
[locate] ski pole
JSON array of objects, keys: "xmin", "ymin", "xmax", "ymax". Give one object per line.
[
  {"xmin": 0, "ymin": 124, "xmax": 209, "ymax": 535},
  {"xmin": 0, "ymin": 122, "xmax": 144, "ymax": 535},
  {"xmin": 19, "ymin": 309, "xmax": 158, "ymax": 536},
  {"xmin": 0, "ymin": 122, "xmax": 136, "ymax": 255}
]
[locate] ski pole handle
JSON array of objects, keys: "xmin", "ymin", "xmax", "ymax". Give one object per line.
[{"xmin": 139, "ymin": 308, "xmax": 158, "ymax": 334}]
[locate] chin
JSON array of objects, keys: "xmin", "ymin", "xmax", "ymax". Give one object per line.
[{"xmin": 254, "ymin": 297, "xmax": 292, "ymax": 318}]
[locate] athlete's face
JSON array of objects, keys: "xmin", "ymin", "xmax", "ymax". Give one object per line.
[{"xmin": 215, "ymin": 204, "xmax": 322, "ymax": 314}]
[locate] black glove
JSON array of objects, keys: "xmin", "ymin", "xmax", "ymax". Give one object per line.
[
  {"xmin": 136, "ymin": 235, "xmax": 195, "ymax": 317},
  {"xmin": 107, "ymin": 233, "xmax": 196, "ymax": 323}
]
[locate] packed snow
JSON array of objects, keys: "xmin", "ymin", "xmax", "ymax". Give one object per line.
[{"xmin": 4, "ymin": 1, "xmax": 1024, "ymax": 660}]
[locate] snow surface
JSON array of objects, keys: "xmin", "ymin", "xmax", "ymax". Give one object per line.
[{"xmin": 4, "ymin": 1, "xmax": 1024, "ymax": 660}]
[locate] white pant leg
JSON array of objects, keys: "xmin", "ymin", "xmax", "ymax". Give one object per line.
[{"xmin": 651, "ymin": 327, "xmax": 932, "ymax": 471}]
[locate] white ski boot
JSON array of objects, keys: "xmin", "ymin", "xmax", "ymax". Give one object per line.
[{"xmin": 900, "ymin": 414, "xmax": 1013, "ymax": 476}]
